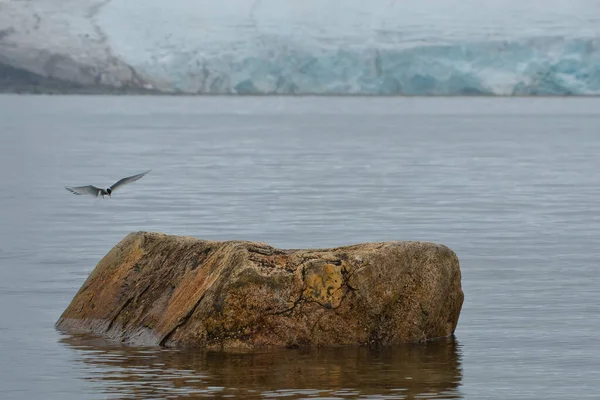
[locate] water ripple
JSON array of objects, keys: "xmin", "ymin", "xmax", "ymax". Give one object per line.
[{"xmin": 1, "ymin": 96, "xmax": 599, "ymax": 400}]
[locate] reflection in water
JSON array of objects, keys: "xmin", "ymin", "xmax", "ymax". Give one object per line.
[{"xmin": 59, "ymin": 334, "xmax": 462, "ymax": 399}]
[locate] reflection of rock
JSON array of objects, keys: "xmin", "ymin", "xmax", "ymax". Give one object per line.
[
  {"xmin": 61, "ymin": 334, "xmax": 463, "ymax": 399},
  {"xmin": 57, "ymin": 232, "xmax": 464, "ymax": 349}
]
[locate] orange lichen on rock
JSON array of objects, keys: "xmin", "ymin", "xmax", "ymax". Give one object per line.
[{"xmin": 56, "ymin": 232, "xmax": 464, "ymax": 350}]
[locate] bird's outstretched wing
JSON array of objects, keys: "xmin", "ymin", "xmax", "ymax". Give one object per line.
[
  {"xmin": 65, "ymin": 185, "xmax": 102, "ymax": 196},
  {"xmin": 109, "ymin": 170, "xmax": 151, "ymax": 192}
]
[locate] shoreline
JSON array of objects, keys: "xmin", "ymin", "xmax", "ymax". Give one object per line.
[{"xmin": 2, "ymin": 62, "xmax": 599, "ymax": 98}]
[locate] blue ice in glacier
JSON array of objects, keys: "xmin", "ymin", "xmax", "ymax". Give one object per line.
[{"xmin": 93, "ymin": 0, "xmax": 600, "ymax": 95}]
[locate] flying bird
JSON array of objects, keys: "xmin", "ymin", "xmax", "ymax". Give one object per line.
[{"xmin": 65, "ymin": 170, "xmax": 151, "ymax": 198}]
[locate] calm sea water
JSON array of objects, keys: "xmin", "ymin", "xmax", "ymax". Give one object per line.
[{"xmin": 0, "ymin": 95, "xmax": 599, "ymax": 399}]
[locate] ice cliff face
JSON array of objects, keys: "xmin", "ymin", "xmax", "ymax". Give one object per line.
[{"xmin": 1, "ymin": 0, "xmax": 599, "ymax": 95}]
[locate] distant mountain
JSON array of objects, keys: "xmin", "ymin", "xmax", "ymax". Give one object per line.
[{"xmin": 1, "ymin": 0, "xmax": 599, "ymax": 95}]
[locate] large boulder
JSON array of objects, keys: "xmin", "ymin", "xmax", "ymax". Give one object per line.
[{"xmin": 56, "ymin": 232, "xmax": 464, "ymax": 350}]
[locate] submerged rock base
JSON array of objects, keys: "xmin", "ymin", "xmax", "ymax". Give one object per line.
[{"xmin": 56, "ymin": 232, "xmax": 464, "ymax": 350}]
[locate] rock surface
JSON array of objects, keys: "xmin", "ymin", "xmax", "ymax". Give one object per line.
[
  {"xmin": 0, "ymin": 62, "xmax": 161, "ymax": 94},
  {"xmin": 56, "ymin": 232, "xmax": 464, "ymax": 350}
]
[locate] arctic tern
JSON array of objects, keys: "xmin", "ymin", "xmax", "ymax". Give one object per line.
[{"xmin": 65, "ymin": 170, "xmax": 151, "ymax": 198}]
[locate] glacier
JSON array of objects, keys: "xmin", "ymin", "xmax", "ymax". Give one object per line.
[
  {"xmin": 1, "ymin": 0, "xmax": 600, "ymax": 95},
  {"xmin": 110, "ymin": 35, "xmax": 600, "ymax": 95}
]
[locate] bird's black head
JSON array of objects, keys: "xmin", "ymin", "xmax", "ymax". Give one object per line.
[{"xmin": 106, "ymin": 188, "xmax": 112, "ymax": 194}]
